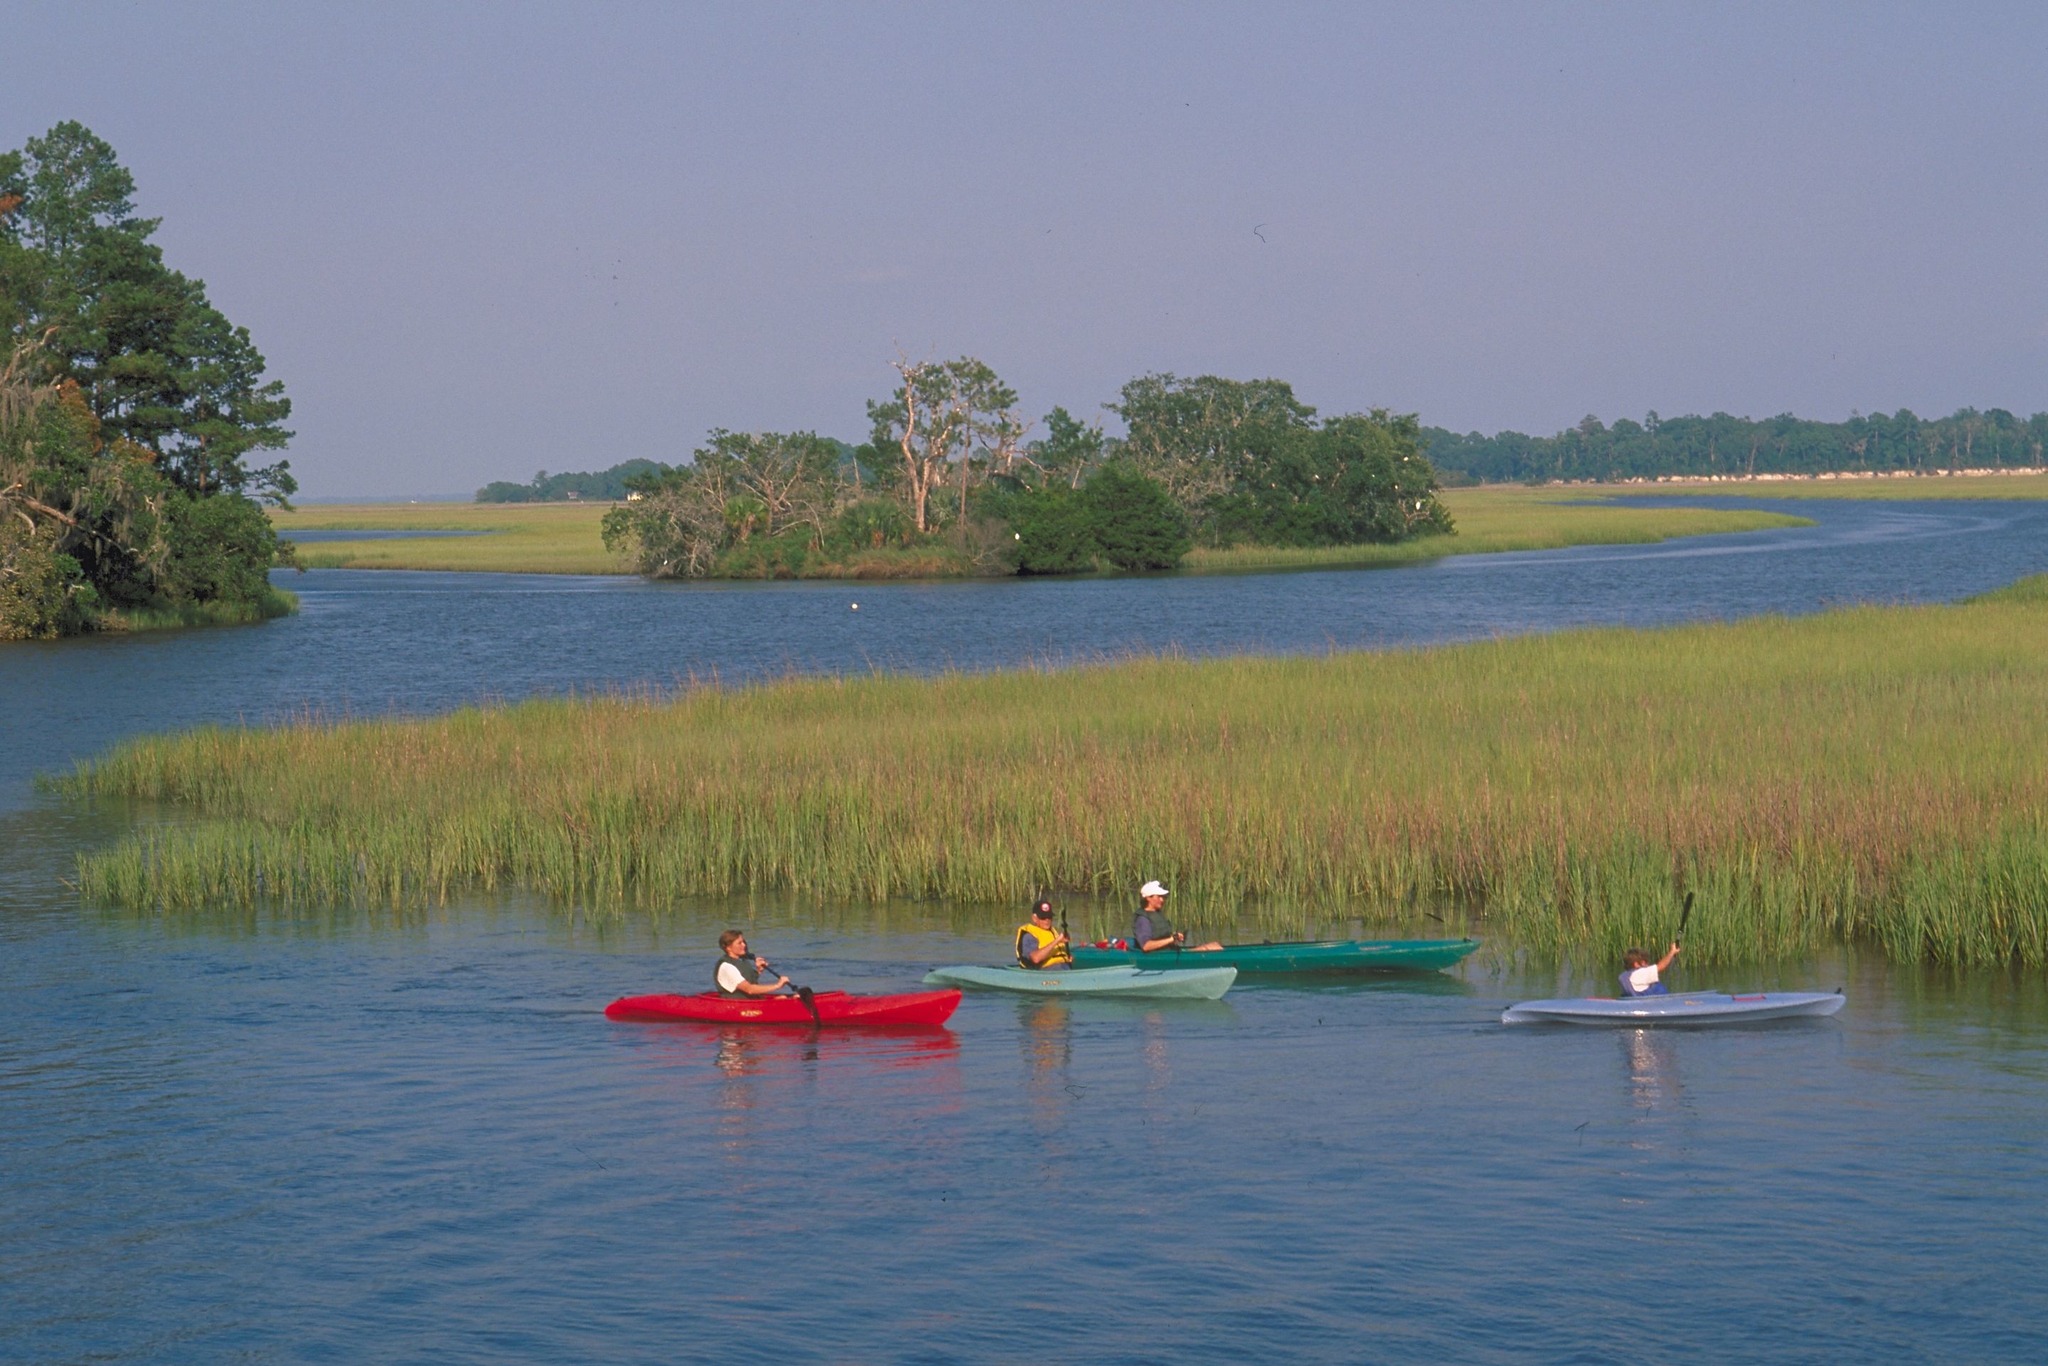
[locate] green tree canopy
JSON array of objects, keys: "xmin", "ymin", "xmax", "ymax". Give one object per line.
[
  {"xmin": 1020, "ymin": 405, "xmax": 1104, "ymax": 490},
  {"xmin": 2, "ymin": 125, "xmax": 292, "ymax": 637},
  {"xmin": 1, "ymin": 121, "xmax": 293, "ymax": 502},
  {"xmin": 1108, "ymin": 372, "xmax": 1450, "ymax": 547},
  {"xmin": 862, "ymin": 356, "xmax": 1017, "ymax": 532},
  {"xmin": 984, "ymin": 461, "xmax": 1190, "ymax": 574},
  {"xmin": 602, "ymin": 430, "xmax": 844, "ymax": 578},
  {"xmin": 1082, "ymin": 461, "xmax": 1190, "ymax": 570}
]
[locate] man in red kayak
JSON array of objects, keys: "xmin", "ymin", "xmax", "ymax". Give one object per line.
[
  {"xmin": 1015, "ymin": 898, "xmax": 1074, "ymax": 969},
  {"xmin": 715, "ymin": 929, "xmax": 793, "ymax": 998},
  {"xmin": 1132, "ymin": 880, "xmax": 1222, "ymax": 953}
]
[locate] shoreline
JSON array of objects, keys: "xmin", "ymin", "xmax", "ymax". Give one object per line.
[
  {"xmin": 270, "ymin": 487, "xmax": 1813, "ymax": 578},
  {"xmin": 1525, "ymin": 467, "xmax": 2048, "ymax": 500}
]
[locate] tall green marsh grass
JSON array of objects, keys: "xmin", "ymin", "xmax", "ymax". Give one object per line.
[
  {"xmin": 100, "ymin": 587, "xmax": 298, "ymax": 632},
  {"xmin": 60, "ymin": 574, "xmax": 2048, "ymax": 966}
]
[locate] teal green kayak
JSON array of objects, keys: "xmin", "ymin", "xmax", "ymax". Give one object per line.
[
  {"xmin": 1068, "ymin": 937, "xmax": 1479, "ymax": 974},
  {"xmin": 921, "ymin": 964, "xmax": 1237, "ymax": 999}
]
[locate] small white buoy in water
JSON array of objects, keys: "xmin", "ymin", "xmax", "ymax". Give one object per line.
[{"xmin": 850, "ymin": 602, "xmax": 859, "ymax": 611}]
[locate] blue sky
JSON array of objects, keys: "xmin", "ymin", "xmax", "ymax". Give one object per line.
[{"xmin": 8, "ymin": 2, "xmax": 2045, "ymax": 497}]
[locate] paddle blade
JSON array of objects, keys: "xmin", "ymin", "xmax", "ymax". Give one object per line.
[
  {"xmin": 794, "ymin": 984, "xmax": 821, "ymax": 1025},
  {"xmin": 1677, "ymin": 890, "xmax": 1695, "ymax": 944}
]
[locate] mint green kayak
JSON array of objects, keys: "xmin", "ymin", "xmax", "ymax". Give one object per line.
[
  {"xmin": 1068, "ymin": 937, "xmax": 1479, "ymax": 974},
  {"xmin": 921, "ymin": 964, "xmax": 1237, "ymax": 1000}
]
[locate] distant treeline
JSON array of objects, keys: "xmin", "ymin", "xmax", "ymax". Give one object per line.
[
  {"xmin": 1424, "ymin": 408, "xmax": 2048, "ymax": 485},
  {"xmin": 476, "ymin": 459, "xmax": 669, "ymax": 502}
]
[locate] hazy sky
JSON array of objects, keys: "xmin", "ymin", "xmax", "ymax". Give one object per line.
[{"xmin": 8, "ymin": 3, "xmax": 2045, "ymax": 497}]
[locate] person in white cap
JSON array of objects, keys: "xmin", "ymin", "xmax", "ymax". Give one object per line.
[{"xmin": 1131, "ymin": 880, "xmax": 1221, "ymax": 953}]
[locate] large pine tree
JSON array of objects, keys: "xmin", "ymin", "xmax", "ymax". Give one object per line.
[{"xmin": 1, "ymin": 123, "xmax": 295, "ymax": 637}]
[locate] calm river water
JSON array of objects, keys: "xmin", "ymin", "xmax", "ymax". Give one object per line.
[{"xmin": 5, "ymin": 497, "xmax": 2048, "ymax": 1363}]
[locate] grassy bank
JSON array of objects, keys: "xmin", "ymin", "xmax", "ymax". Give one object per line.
[
  {"xmin": 57, "ymin": 575, "xmax": 2048, "ymax": 966},
  {"xmin": 101, "ymin": 587, "xmax": 298, "ymax": 633},
  {"xmin": 271, "ymin": 503, "xmax": 630, "ymax": 574},
  {"xmin": 272, "ymin": 489, "xmax": 1809, "ymax": 577},
  {"xmin": 1183, "ymin": 486, "xmax": 1808, "ymax": 572},
  {"xmin": 1599, "ymin": 471, "xmax": 2048, "ymax": 501}
]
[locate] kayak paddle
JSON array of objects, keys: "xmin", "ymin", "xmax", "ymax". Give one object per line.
[
  {"xmin": 762, "ymin": 957, "xmax": 823, "ymax": 1025},
  {"xmin": 1670, "ymin": 890, "xmax": 1695, "ymax": 985}
]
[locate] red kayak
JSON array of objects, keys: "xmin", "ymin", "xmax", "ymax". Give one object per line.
[{"xmin": 604, "ymin": 988, "xmax": 962, "ymax": 1027}]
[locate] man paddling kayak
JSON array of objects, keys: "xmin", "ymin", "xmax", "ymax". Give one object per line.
[
  {"xmin": 715, "ymin": 929, "xmax": 792, "ymax": 998},
  {"xmin": 1132, "ymin": 880, "xmax": 1221, "ymax": 953},
  {"xmin": 1016, "ymin": 898, "xmax": 1074, "ymax": 969}
]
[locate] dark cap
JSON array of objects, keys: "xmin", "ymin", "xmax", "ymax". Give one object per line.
[{"xmin": 1031, "ymin": 899, "xmax": 1054, "ymax": 916}]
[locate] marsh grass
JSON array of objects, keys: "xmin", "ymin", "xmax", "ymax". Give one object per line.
[
  {"xmin": 1184, "ymin": 487, "xmax": 1809, "ymax": 572},
  {"xmin": 61, "ymin": 574, "xmax": 2048, "ymax": 966},
  {"xmin": 102, "ymin": 587, "xmax": 298, "ymax": 632},
  {"xmin": 1626, "ymin": 471, "xmax": 2048, "ymax": 502},
  {"xmin": 271, "ymin": 503, "xmax": 629, "ymax": 574}
]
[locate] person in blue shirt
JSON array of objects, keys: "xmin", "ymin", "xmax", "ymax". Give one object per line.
[{"xmin": 1619, "ymin": 942, "xmax": 1681, "ymax": 996}]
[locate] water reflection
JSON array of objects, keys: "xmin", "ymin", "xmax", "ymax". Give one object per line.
[
  {"xmin": 1019, "ymin": 999, "xmax": 1073, "ymax": 1081},
  {"xmin": 713, "ymin": 1026, "xmax": 819, "ymax": 1078},
  {"xmin": 1142, "ymin": 1010, "xmax": 1172, "ymax": 1099},
  {"xmin": 1620, "ymin": 1028, "xmax": 1684, "ymax": 1113},
  {"xmin": 1261, "ymin": 973, "xmax": 1477, "ymax": 1000},
  {"xmin": 620, "ymin": 1021, "xmax": 961, "ymax": 1081},
  {"xmin": 1019, "ymin": 999, "xmax": 1075, "ymax": 1138}
]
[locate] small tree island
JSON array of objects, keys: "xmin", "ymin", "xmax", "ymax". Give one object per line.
[{"xmin": 602, "ymin": 363, "xmax": 1454, "ymax": 580}]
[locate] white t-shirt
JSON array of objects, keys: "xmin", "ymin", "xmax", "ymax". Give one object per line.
[
  {"xmin": 1623, "ymin": 964, "xmax": 1662, "ymax": 995},
  {"xmin": 716, "ymin": 961, "xmax": 750, "ymax": 993}
]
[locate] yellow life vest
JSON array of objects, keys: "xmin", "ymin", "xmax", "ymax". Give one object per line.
[{"xmin": 1015, "ymin": 920, "xmax": 1073, "ymax": 968}]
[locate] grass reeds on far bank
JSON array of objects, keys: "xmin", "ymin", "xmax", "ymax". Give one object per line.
[
  {"xmin": 1183, "ymin": 487, "xmax": 1809, "ymax": 572},
  {"xmin": 270, "ymin": 502, "xmax": 630, "ymax": 574},
  {"xmin": 102, "ymin": 587, "xmax": 297, "ymax": 632},
  {"xmin": 59, "ymin": 574, "xmax": 2048, "ymax": 967},
  {"xmin": 1633, "ymin": 470, "xmax": 2048, "ymax": 502}
]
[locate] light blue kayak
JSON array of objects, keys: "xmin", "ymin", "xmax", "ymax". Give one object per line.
[
  {"xmin": 1502, "ymin": 989, "xmax": 1845, "ymax": 1026},
  {"xmin": 922, "ymin": 964, "xmax": 1237, "ymax": 1000}
]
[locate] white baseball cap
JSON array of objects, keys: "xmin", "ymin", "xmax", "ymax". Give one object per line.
[{"xmin": 1139, "ymin": 880, "xmax": 1170, "ymax": 898}]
